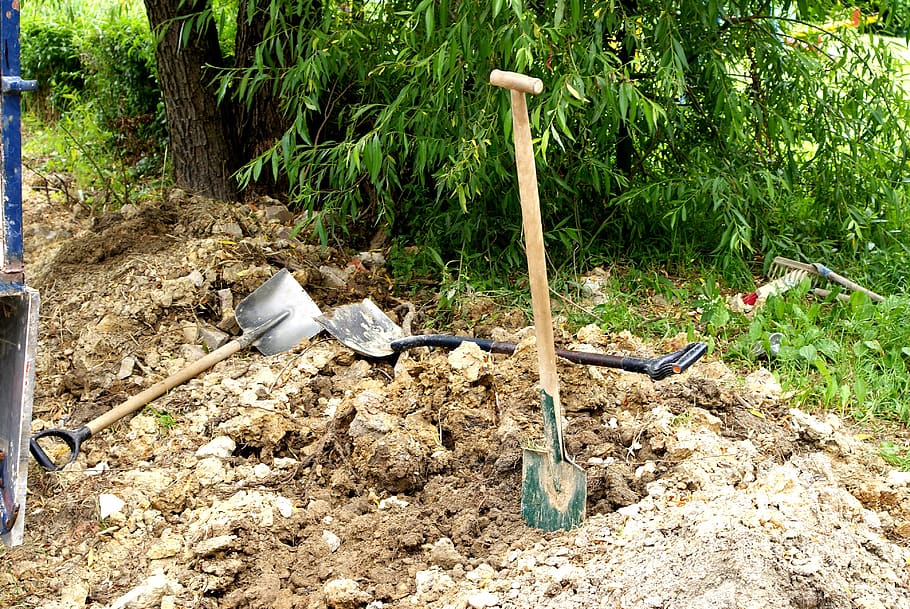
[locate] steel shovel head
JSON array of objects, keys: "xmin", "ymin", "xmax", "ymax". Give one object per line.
[
  {"xmin": 316, "ymin": 299, "xmax": 404, "ymax": 358},
  {"xmin": 235, "ymin": 269, "xmax": 322, "ymax": 355},
  {"xmin": 521, "ymin": 390, "xmax": 586, "ymax": 532},
  {"xmin": 0, "ymin": 288, "xmax": 39, "ymax": 547},
  {"xmin": 521, "ymin": 450, "xmax": 586, "ymax": 531}
]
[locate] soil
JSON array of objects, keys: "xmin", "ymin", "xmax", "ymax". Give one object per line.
[{"xmin": 3, "ymin": 173, "xmax": 910, "ymax": 609}]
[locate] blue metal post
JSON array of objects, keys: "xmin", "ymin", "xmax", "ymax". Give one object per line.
[
  {"xmin": 0, "ymin": 0, "xmax": 37, "ymax": 289},
  {"xmin": 0, "ymin": 0, "xmax": 38, "ymax": 547}
]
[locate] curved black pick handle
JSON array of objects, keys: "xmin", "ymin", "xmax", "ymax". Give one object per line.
[{"xmin": 641, "ymin": 342, "xmax": 708, "ymax": 381}]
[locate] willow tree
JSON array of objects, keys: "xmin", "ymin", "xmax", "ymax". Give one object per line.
[{"xmin": 150, "ymin": 0, "xmax": 910, "ymax": 270}]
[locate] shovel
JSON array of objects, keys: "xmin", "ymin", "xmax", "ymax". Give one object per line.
[
  {"xmin": 317, "ymin": 299, "xmax": 706, "ymax": 381},
  {"xmin": 491, "ymin": 69, "xmax": 586, "ymax": 531},
  {"xmin": 30, "ymin": 269, "xmax": 322, "ymax": 471}
]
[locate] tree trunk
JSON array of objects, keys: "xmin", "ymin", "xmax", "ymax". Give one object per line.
[
  {"xmin": 143, "ymin": 0, "xmax": 239, "ymax": 200},
  {"xmin": 232, "ymin": 0, "xmax": 293, "ymax": 197}
]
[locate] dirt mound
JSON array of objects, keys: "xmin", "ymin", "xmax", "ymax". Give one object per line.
[{"xmin": 3, "ymin": 177, "xmax": 909, "ymax": 609}]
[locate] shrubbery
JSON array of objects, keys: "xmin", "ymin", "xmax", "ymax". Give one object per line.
[
  {"xmin": 225, "ymin": 1, "xmax": 910, "ymax": 286},
  {"xmin": 21, "ymin": 0, "xmax": 165, "ymax": 206}
]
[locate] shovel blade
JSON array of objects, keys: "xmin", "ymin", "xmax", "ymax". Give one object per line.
[
  {"xmin": 521, "ymin": 389, "xmax": 586, "ymax": 531},
  {"xmin": 316, "ymin": 299, "xmax": 404, "ymax": 358},
  {"xmin": 521, "ymin": 449, "xmax": 586, "ymax": 531},
  {"xmin": 235, "ymin": 269, "xmax": 322, "ymax": 356},
  {"xmin": 0, "ymin": 288, "xmax": 39, "ymax": 546}
]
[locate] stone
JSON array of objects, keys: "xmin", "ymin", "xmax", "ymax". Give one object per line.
[
  {"xmin": 99, "ymin": 493, "xmax": 126, "ymax": 520},
  {"xmin": 323, "ymin": 530, "xmax": 342, "ymax": 553},
  {"xmin": 323, "ymin": 578, "xmax": 372, "ymax": 608},
  {"xmin": 195, "ymin": 436, "xmax": 236, "ymax": 459},
  {"xmin": 467, "ymin": 590, "xmax": 500, "ymax": 608},
  {"xmin": 428, "ymin": 537, "xmax": 466, "ymax": 569}
]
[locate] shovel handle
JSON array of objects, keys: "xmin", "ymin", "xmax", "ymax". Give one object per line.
[
  {"xmin": 29, "ymin": 314, "xmax": 288, "ymax": 472},
  {"xmin": 491, "ymin": 69, "xmax": 566, "ymax": 460},
  {"xmin": 29, "ymin": 426, "xmax": 93, "ymax": 472},
  {"xmin": 490, "ymin": 70, "xmax": 543, "ymax": 95},
  {"xmin": 30, "ymin": 338, "xmax": 243, "ymax": 472}
]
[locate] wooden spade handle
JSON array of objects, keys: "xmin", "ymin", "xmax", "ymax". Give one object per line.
[
  {"xmin": 490, "ymin": 70, "xmax": 544, "ymax": 95},
  {"xmin": 87, "ymin": 339, "xmax": 243, "ymax": 434},
  {"xmin": 490, "ymin": 70, "xmax": 564, "ymax": 460}
]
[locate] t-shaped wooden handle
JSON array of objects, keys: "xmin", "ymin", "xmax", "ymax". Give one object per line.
[{"xmin": 490, "ymin": 69, "xmax": 544, "ymax": 95}]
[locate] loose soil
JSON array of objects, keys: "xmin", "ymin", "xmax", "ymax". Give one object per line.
[{"xmin": 3, "ymin": 175, "xmax": 910, "ymax": 609}]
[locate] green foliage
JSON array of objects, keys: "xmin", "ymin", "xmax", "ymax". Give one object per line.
[
  {"xmin": 222, "ymin": 0, "xmax": 910, "ymax": 280},
  {"xmin": 82, "ymin": 17, "xmax": 167, "ymax": 160},
  {"xmin": 880, "ymin": 441, "xmax": 910, "ymax": 469},
  {"xmin": 718, "ymin": 287, "xmax": 910, "ymax": 424},
  {"xmin": 145, "ymin": 406, "xmax": 179, "ymax": 431},
  {"xmin": 21, "ymin": 21, "xmax": 84, "ymax": 117},
  {"xmin": 854, "ymin": 0, "xmax": 910, "ymax": 36},
  {"xmin": 22, "ymin": 0, "xmax": 166, "ymax": 207}
]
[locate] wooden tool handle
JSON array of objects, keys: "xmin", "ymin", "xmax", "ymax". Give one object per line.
[
  {"xmin": 492, "ymin": 70, "xmax": 564, "ymax": 461},
  {"xmin": 86, "ymin": 339, "xmax": 243, "ymax": 434},
  {"xmin": 490, "ymin": 70, "xmax": 544, "ymax": 95}
]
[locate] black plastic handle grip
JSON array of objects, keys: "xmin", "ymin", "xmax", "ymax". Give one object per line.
[
  {"xmin": 29, "ymin": 425, "xmax": 93, "ymax": 472},
  {"xmin": 389, "ymin": 335, "xmax": 708, "ymax": 381}
]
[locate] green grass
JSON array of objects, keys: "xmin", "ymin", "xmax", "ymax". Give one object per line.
[{"xmin": 442, "ymin": 259, "xmax": 910, "ymax": 468}]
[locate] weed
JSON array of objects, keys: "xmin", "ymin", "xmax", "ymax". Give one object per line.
[
  {"xmin": 880, "ymin": 441, "xmax": 910, "ymax": 470},
  {"xmin": 145, "ymin": 407, "xmax": 178, "ymax": 433}
]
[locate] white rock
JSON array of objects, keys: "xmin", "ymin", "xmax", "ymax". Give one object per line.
[
  {"xmin": 789, "ymin": 408, "xmax": 838, "ymax": 442},
  {"xmin": 448, "ymin": 342, "xmax": 487, "ymax": 382},
  {"xmin": 378, "ymin": 495, "xmax": 409, "ymax": 510},
  {"xmin": 147, "ymin": 530, "xmax": 183, "ymax": 560},
  {"xmin": 467, "ymin": 591, "xmax": 500, "ymax": 609},
  {"xmin": 195, "ymin": 456, "xmax": 232, "ymax": 486},
  {"xmin": 886, "ymin": 470, "xmax": 910, "ymax": 487},
  {"xmin": 105, "ymin": 570, "xmax": 180, "ymax": 609},
  {"xmin": 195, "ymin": 435, "xmax": 236, "ymax": 459},
  {"xmin": 324, "ymin": 578, "xmax": 371, "ymax": 608},
  {"xmin": 274, "ymin": 496, "xmax": 294, "ymax": 518},
  {"xmin": 117, "ymin": 356, "xmax": 136, "ymax": 380},
  {"xmin": 323, "ymin": 530, "xmax": 342, "ymax": 552},
  {"xmin": 86, "ymin": 461, "xmax": 110, "ymax": 476},
  {"xmin": 253, "ymin": 463, "xmax": 271, "ymax": 478},
  {"xmin": 617, "ymin": 504, "xmax": 640, "ymax": 518},
  {"xmin": 466, "ymin": 563, "xmax": 495, "ymax": 582},
  {"xmin": 99, "ymin": 493, "xmax": 126, "ymax": 520},
  {"xmin": 414, "ymin": 567, "xmax": 455, "ymax": 600}
]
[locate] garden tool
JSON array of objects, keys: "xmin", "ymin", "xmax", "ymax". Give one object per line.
[
  {"xmin": 769, "ymin": 256, "xmax": 885, "ymax": 302},
  {"xmin": 490, "ymin": 68, "xmax": 585, "ymax": 531},
  {"xmin": 316, "ymin": 298, "xmax": 706, "ymax": 381},
  {"xmin": 30, "ymin": 269, "xmax": 322, "ymax": 472},
  {"xmin": 0, "ymin": 0, "xmax": 39, "ymax": 547},
  {"xmin": 743, "ymin": 256, "xmax": 883, "ymax": 305}
]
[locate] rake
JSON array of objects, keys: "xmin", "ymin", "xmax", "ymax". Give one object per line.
[{"xmin": 744, "ymin": 257, "xmax": 884, "ymax": 305}]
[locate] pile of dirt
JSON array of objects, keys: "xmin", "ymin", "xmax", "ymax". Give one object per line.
[{"xmin": 3, "ymin": 178, "xmax": 909, "ymax": 609}]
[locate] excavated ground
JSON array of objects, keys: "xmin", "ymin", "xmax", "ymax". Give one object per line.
[{"xmin": 2, "ymin": 174, "xmax": 910, "ymax": 609}]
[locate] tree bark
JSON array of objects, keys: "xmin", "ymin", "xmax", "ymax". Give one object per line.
[
  {"xmin": 143, "ymin": 0, "xmax": 239, "ymax": 200},
  {"xmin": 232, "ymin": 0, "xmax": 293, "ymax": 196}
]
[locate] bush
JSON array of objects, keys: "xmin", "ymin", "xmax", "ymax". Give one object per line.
[
  {"xmin": 82, "ymin": 18, "xmax": 166, "ymax": 162},
  {"xmin": 230, "ymin": 1, "xmax": 910, "ymax": 282},
  {"xmin": 21, "ymin": 22, "xmax": 85, "ymax": 117},
  {"xmin": 22, "ymin": 0, "xmax": 166, "ymax": 191}
]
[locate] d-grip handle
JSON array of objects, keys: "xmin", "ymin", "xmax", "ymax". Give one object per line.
[
  {"xmin": 489, "ymin": 69, "xmax": 544, "ymax": 95},
  {"xmin": 30, "ymin": 426, "xmax": 93, "ymax": 472}
]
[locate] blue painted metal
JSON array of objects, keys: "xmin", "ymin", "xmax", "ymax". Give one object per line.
[
  {"xmin": 0, "ymin": 0, "xmax": 36, "ymax": 292},
  {"xmin": 0, "ymin": 0, "xmax": 39, "ymax": 547}
]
